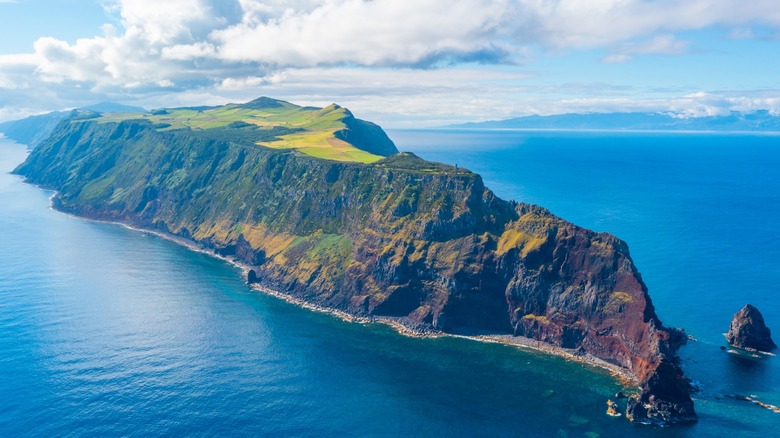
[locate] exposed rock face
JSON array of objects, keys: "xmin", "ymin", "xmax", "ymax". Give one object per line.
[
  {"xmin": 15, "ymin": 114, "xmax": 697, "ymax": 424},
  {"xmin": 726, "ymin": 304, "xmax": 777, "ymax": 352},
  {"xmin": 626, "ymin": 360, "xmax": 697, "ymax": 424}
]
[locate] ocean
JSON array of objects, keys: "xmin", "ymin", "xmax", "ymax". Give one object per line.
[{"xmin": 1, "ymin": 129, "xmax": 779, "ymax": 436}]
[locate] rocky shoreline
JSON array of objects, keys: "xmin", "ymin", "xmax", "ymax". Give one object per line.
[
  {"xmin": 248, "ymin": 277, "xmax": 639, "ymax": 386},
  {"xmin": 41, "ymin": 181, "xmax": 643, "ymax": 390},
  {"xmin": 51, "ymin": 195, "xmax": 639, "ymax": 388}
]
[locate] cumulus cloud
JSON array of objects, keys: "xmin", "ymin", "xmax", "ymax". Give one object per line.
[
  {"xmin": 10, "ymin": 0, "xmax": 780, "ymax": 89},
  {"xmin": 1, "ymin": 0, "xmax": 780, "ymax": 124},
  {"xmin": 209, "ymin": 0, "xmax": 516, "ymax": 67}
]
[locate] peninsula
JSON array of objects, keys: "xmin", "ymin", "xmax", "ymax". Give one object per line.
[{"xmin": 11, "ymin": 97, "xmax": 696, "ymax": 425}]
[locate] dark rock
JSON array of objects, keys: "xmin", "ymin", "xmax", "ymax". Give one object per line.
[
  {"xmin": 625, "ymin": 361, "xmax": 697, "ymax": 425},
  {"xmin": 615, "ymin": 391, "xmax": 626, "ymax": 399},
  {"xmin": 606, "ymin": 399, "xmax": 621, "ymax": 417},
  {"xmin": 235, "ymin": 234, "xmax": 265, "ymax": 266},
  {"xmin": 247, "ymin": 269, "xmax": 259, "ymax": 284},
  {"xmin": 726, "ymin": 304, "xmax": 777, "ymax": 352},
  {"xmin": 626, "ymin": 395, "xmax": 649, "ymax": 424}
]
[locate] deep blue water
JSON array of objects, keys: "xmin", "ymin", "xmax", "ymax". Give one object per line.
[
  {"xmin": 1, "ymin": 129, "xmax": 779, "ymax": 436},
  {"xmin": 390, "ymin": 129, "xmax": 780, "ymax": 435}
]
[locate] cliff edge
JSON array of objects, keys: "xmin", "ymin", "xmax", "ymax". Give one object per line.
[{"xmin": 14, "ymin": 103, "xmax": 697, "ymax": 425}]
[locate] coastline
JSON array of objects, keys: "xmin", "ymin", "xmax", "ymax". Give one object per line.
[{"xmin": 45, "ymin": 192, "xmax": 639, "ymax": 389}]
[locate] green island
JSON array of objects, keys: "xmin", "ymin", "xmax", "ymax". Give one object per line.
[{"xmin": 14, "ymin": 97, "xmax": 697, "ymax": 425}]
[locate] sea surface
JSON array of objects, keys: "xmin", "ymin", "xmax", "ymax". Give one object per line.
[{"xmin": 1, "ymin": 130, "xmax": 779, "ymax": 436}]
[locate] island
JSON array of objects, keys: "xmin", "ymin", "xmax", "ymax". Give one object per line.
[{"xmin": 11, "ymin": 97, "xmax": 697, "ymax": 425}]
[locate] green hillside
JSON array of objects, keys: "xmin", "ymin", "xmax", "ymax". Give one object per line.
[{"xmin": 95, "ymin": 97, "xmax": 396, "ymax": 163}]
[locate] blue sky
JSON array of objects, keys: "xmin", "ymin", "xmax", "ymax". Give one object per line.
[{"xmin": 0, "ymin": 0, "xmax": 779, "ymax": 127}]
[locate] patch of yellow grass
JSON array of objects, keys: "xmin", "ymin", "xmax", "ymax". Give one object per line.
[
  {"xmin": 522, "ymin": 314, "xmax": 550, "ymax": 325},
  {"xmin": 496, "ymin": 229, "xmax": 547, "ymax": 256},
  {"xmin": 610, "ymin": 291, "xmax": 634, "ymax": 303},
  {"xmin": 605, "ymin": 291, "xmax": 635, "ymax": 313},
  {"xmin": 260, "ymin": 131, "xmax": 382, "ymax": 163}
]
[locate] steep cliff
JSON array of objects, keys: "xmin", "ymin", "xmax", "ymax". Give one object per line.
[{"xmin": 15, "ymin": 110, "xmax": 696, "ymax": 424}]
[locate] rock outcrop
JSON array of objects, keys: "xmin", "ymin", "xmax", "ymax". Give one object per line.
[
  {"xmin": 726, "ymin": 304, "xmax": 777, "ymax": 352},
  {"xmin": 626, "ymin": 360, "xmax": 697, "ymax": 424},
  {"xmin": 14, "ymin": 106, "xmax": 697, "ymax": 425}
]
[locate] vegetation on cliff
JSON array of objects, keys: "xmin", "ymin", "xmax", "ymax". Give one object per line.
[
  {"xmin": 0, "ymin": 102, "xmax": 145, "ymax": 148},
  {"xmin": 14, "ymin": 98, "xmax": 696, "ymax": 425},
  {"xmin": 94, "ymin": 97, "xmax": 396, "ymax": 163}
]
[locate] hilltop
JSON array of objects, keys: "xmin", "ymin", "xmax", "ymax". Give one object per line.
[
  {"xmin": 94, "ymin": 97, "xmax": 397, "ymax": 163},
  {"xmin": 1, "ymin": 97, "xmax": 397, "ymax": 163}
]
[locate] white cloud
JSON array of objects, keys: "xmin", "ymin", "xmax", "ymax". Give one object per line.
[
  {"xmin": 217, "ymin": 76, "xmax": 266, "ymax": 90},
  {"xmin": 16, "ymin": 0, "xmax": 778, "ymax": 93},
  {"xmin": 515, "ymin": 0, "xmax": 780, "ymax": 48},
  {"xmin": 209, "ymin": 0, "xmax": 516, "ymax": 67},
  {"xmin": 161, "ymin": 42, "xmax": 216, "ymax": 61},
  {"xmin": 1, "ymin": 0, "xmax": 780, "ymax": 124},
  {"xmin": 602, "ymin": 34, "xmax": 690, "ymax": 63}
]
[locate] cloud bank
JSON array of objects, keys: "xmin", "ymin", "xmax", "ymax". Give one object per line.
[{"xmin": 1, "ymin": 0, "xmax": 779, "ymax": 125}]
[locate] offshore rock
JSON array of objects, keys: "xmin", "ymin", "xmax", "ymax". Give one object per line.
[
  {"xmin": 726, "ymin": 304, "xmax": 777, "ymax": 352},
  {"xmin": 606, "ymin": 400, "xmax": 621, "ymax": 417},
  {"xmin": 15, "ymin": 109, "xmax": 697, "ymax": 425}
]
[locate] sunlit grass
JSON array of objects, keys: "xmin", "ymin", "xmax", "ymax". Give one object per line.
[{"xmin": 91, "ymin": 99, "xmax": 381, "ymax": 163}]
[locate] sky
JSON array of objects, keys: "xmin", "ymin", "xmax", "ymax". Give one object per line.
[{"xmin": 0, "ymin": 0, "xmax": 779, "ymax": 127}]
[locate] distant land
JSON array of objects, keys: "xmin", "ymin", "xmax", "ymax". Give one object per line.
[
  {"xmin": 0, "ymin": 102, "xmax": 146, "ymax": 147},
  {"xmin": 7, "ymin": 97, "xmax": 697, "ymax": 425},
  {"xmin": 446, "ymin": 111, "xmax": 780, "ymax": 132}
]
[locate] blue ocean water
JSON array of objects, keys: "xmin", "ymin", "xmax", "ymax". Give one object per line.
[
  {"xmin": 390, "ymin": 129, "xmax": 780, "ymax": 434},
  {"xmin": 1, "ymin": 129, "xmax": 778, "ymax": 436}
]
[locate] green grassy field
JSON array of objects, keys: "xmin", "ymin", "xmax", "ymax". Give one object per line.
[{"xmin": 93, "ymin": 98, "xmax": 386, "ymax": 163}]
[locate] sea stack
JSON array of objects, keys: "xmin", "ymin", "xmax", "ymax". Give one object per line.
[{"xmin": 726, "ymin": 304, "xmax": 777, "ymax": 352}]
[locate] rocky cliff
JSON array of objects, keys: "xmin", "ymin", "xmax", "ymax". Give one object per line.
[
  {"xmin": 15, "ymin": 111, "xmax": 697, "ymax": 424},
  {"xmin": 726, "ymin": 304, "xmax": 776, "ymax": 352}
]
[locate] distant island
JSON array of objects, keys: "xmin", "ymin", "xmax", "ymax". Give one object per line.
[
  {"xmin": 0, "ymin": 102, "xmax": 146, "ymax": 148},
  {"xmin": 446, "ymin": 111, "xmax": 780, "ymax": 132},
  {"xmin": 7, "ymin": 97, "xmax": 696, "ymax": 425}
]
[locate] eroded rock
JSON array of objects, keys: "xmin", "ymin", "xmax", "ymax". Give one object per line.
[{"xmin": 726, "ymin": 304, "xmax": 777, "ymax": 352}]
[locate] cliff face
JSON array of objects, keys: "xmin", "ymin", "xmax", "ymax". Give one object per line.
[{"xmin": 15, "ymin": 117, "xmax": 696, "ymax": 424}]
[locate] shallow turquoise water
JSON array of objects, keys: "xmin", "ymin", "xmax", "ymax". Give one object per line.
[{"xmin": 1, "ymin": 130, "xmax": 779, "ymax": 436}]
